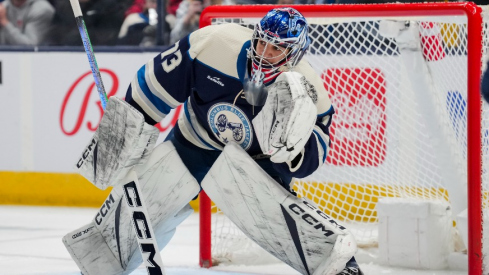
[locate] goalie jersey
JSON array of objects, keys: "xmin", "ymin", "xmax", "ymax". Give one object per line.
[{"xmin": 125, "ymin": 23, "xmax": 334, "ymax": 178}]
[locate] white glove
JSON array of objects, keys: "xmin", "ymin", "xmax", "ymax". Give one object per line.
[{"xmin": 252, "ymin": 72, "xmax": 317, "ymax": 163}]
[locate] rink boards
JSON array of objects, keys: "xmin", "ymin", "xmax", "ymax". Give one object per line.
[{"xmin": 0, "ymin": 50, "xmax": 468, "ymax": 212}]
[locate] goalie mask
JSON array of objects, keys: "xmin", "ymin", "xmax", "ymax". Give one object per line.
[{"xmin": 244, "ymin": 7, "xmax": 311, "ymax": 106}]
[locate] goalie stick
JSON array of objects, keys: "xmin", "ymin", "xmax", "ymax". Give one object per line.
[
  {"xmin": 69, "ymin": 0, "xmax": 107, "ymax": 110},
  {"xmin": 68, "ymin": 1, "xmax": 165, "ymax": 274}
]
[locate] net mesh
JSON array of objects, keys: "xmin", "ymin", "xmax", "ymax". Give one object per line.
[{"xmin": 206, "ymin": 9, "xmax": 489, "ymax": 268}]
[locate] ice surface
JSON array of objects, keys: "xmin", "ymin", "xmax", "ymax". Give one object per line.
[{"xmin": 0, "ymin": 205, "xmax": 468, "ymax": 275}]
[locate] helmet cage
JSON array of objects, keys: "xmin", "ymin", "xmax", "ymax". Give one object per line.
[
  {"xmin": 243, "ymin": 8, "xmax": 310, "ymax": 106},
  {"xmin": 250, "ymin": 9, "xmax": 310, "ymax": 71},
  {"xmin": 251, "ymin": 26, "xmax": 298, "ymax": 70}
]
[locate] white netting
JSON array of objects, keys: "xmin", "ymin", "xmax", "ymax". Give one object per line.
[{"xmin": 207, "ymin": 8, "xmax": 489, "ymax": 268}]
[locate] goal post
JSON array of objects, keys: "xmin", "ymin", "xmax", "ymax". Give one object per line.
[{"xmin": 198, "ymin": 2, "xmax": 485, "ymax": 274}]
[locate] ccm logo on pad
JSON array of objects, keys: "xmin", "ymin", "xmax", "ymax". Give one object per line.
[
  {"xmin": 288, "ymin": 201, "xmax": 346, "ymax": 237},
  {"xmin": 76, "ymin": 138, "xmax": 97, "ymax": 168},
  {"xmin": 94, "ymin": 194, "xmax": 116, "ymax": 225},
  {"xmin": 124, "ymin": 181, "xmax": 162, "ymax": 275}
]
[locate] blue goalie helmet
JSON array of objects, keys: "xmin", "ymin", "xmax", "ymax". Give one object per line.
[
  {"xmin": 244, "ymin": 7, "xmax": 310, "ymax": 106},
  {"xmin": 251, "ymin": 7, "xmax": 311, "ymax": 69}
]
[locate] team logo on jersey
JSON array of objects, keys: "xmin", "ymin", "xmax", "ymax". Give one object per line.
[{"xmin": 208, "ymin": 103, "xmax": 253, "ymax": 150}]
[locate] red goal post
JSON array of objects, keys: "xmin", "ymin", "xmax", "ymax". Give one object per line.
[{"xmin": 198, "ymin": 3, "xmax": 484, "ymax": 274}]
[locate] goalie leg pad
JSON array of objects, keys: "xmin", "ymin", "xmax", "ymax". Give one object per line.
[
  {"xmin": 75, "ymin": 97, "xmax": 160, "ymax": 190},
  {"xmin": 63, "ymin": 222, "xmax": 124, "ymax": 275},
  {"xmin": 63, "ymin": 205, "xmax": 192, "ymax": 275},
  {"xmin": 313, "ymin": 234, "xmax": 358, "ymax": 275},
  {"xmin": 202, "ymin": 142, "xmax": 357, "ymax": 275},
  {"xmin": 64, "ymin": 141, "xmax": 200, "ymax": 275}
]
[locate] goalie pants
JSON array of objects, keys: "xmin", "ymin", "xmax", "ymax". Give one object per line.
[{"xmin": 167, "ymin": 129, "xmax": 293, "ymax": 189}]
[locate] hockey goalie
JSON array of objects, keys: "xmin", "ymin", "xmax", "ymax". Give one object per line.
[{"xmin": 63, "ymin": 7, "xmax": 363, "ymax": 275}]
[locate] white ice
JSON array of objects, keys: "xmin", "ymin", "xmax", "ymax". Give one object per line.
[{"xmin": 0, "ymin": 205, "xmax": 468, "ymax": 275}]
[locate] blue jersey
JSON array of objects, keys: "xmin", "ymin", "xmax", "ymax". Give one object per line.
[{"xmin": 125, "ymin": 23, "xmax": 334, "ymax": 179}]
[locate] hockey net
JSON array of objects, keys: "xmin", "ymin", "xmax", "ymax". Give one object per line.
[{"xmin": 198, "ymin": 3, "xmax": 489, "ymax": 273}]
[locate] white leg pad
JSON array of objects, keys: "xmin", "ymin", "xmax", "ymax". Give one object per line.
[
  {"xmin": 313, "ymin": 234, "xmax": 357, "ymax": 275},
  {"xmin": 63, "ymin": 141, "xmax": 200, "ymax": 275},
  {"xmin": 63, "ymin": 222, "xmax": 124, "ymax": 275},
  {"xmin": 63, "ymin": 205, "xmax": 191, "ymax": 275},
  {"xmin": 201, "ymin": 142, "xmax": 357, "ymax": 275}
]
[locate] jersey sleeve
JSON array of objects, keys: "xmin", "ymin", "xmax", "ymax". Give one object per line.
[
  {"xmin": 272, "ymin": 62, "xmax": 334, "ymax": 178},
  {"xmin": 125, "ymin": 25, "xmax": 219, "ymax": 124},
  {"xmin": 125, "ymin": 36, "xmax": 193, "ymax": 124}
]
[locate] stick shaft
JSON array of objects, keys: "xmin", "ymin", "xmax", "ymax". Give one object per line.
[{"xmin": 69, "ymin": 0, "xmax": 108, "ymax": 110}]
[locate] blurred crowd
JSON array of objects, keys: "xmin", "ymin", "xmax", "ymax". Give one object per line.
[{"xmin": 0, "ymin": 0, "xmax": 486, "ymax": 47}]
